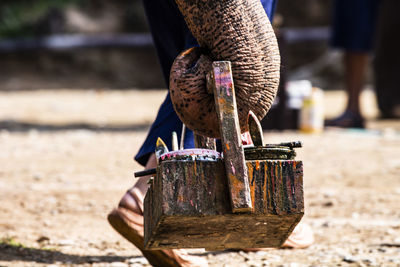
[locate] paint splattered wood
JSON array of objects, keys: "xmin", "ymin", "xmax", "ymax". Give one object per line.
[
  {"xmin": 144, "ymin": 158, "xmax": 304, "ymax": 250},
  {"xmin": 211, "ymin": 61, "xmax": 252, "ymax": 213},
  {"xmin": 194, "ymin": 134, "xmax": 216, "ymax": 150}
]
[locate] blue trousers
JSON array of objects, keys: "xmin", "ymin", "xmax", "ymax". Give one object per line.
[{"xmin": 135, "ymin": 0, "xmax": 277, "ymax": 166}]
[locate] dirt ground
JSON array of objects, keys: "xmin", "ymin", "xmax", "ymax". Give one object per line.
[{"xmin": 1, "ymin": 89, "xmax": 400, "ymax": 267}]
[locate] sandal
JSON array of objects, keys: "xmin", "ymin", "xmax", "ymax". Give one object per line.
[
  {"xmin": 325, "ymin": 110, "xmax": 365, "ymax": 128},
  {"xmin": 108, "ymin": 188, "xmax": 208, "ymax": 267}
]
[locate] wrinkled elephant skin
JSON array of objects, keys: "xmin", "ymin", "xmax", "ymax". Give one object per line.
[{"xmin": 170, "ymin": 0, "xmax": 280, "ymax": 138}]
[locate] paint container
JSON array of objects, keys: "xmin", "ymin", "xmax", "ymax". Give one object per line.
[{"xmin": 299, "ymin": 87, "xmax": 324, "ymax": 133}]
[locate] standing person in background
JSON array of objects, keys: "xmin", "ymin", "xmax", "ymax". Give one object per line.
[
  {"xmin": 107, "ymin": 0, "xmax": 313, "ymax": 266},
  {"xmin": 374, "ymin": 0, "xmax": 400, "ymax": 118},
  {"xmin": 326, "ymin": 0, "xmax": 380, "ymax": 128}
]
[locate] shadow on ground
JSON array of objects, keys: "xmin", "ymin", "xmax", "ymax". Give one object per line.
[
  {"xmin": 0, "ymin": 243, "xmax": 235, "ymax": 265},
  {"xmin": 0, "ymin": 243, "xmax": 135, "ymax": 264},
  {"xmin": 0, "ymin": 120, "xmax": 150, "ymax": 132}
]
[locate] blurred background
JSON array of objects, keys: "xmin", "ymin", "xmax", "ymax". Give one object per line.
[{"xmin": 0, "ymin": 0, "xmax": 337, "ymax": 90}]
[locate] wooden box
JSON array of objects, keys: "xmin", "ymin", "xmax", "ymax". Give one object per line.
[{"xmin": 144, "ymin": 157, "xmax": 304, "ymax": 250}]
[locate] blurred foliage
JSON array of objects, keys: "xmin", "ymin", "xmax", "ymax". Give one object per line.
[
  {"xmin": 0, "ymin": 0, "xmax": 148, "ymax": 39},
  {"xmin": 0, "ymin": 0, "xmax": 81, "ymax": 38}
]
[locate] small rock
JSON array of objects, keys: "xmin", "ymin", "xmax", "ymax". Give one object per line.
[
  {"xmin": 43, "ymin": 220, "xmax": 52, "ymax": 227},
  {"xmin": 322, "ymin": 221, "xmax": 329, "ymax": 228},
  {"xmin": 36, "ymin": 236, "xmax": 50, "ymax": 243},
  {"xmin": 343, "ymin": 255, "xmax": 359, "ymax": 263},
  {"xmin": 322, "ymin": 201, "xmax": 334, "ymax": 207},
  {"xmin": 105, "ymin": 248, "xmax": 117, "ymax": 255},
  {"xmin": 362, "ymin": 258, "xmax": 375, "ymax": 265},
  {"xmin": 33, "ymin": 173, "xmax": 42, "ymax": 180},
  {"xmin": 238, "ymin": 250, "xmax": 251, "ymax": 260},
  {"xmin": 56, "ymin": 239, "xmax": 75, "ymax": 246},
  {"xmin": 246, "ymin": 260, "xmax": 259, "ymax": 267}
]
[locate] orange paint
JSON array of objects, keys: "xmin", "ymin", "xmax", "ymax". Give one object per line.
[
  {"xmin": 226, "ymin": 143, "xmax": 230, "ymax": 150},
  {"xmin": 177, "ymin": 195, "xmax": 185, "ymax": 202},
  {"xmin": 247, "ymin": 163, "xmax": 255, "ymax": 207},
  {"xmin": 255, "ymin": 160, "xmax": 260, "ymax": 170},
  {"xmin": 229, "ymin": 173, "xmax": 245, "ymax": 201},
  {"xmin": 181, "ymin": 47, "xmax": 195, "ymax": 56}
]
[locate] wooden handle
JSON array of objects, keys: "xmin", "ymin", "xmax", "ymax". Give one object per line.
[{"xmin": 211, "ymin": 61, "xmax": 252, "ymax": 213}]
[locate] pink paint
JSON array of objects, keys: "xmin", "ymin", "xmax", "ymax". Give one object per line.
[
  {"xmin": 226, "ymin": 87, "xmax": 231, "ymax": 96},
  {"xmin": 231, "ymin": 162, "xmax": 235, "ymax": 174},
  {"xmin": 241, "ymin": 131, "xmax": 253, "ymax": 145},
  {"xmin": 190, "ymin": 200, "xmax": 194, "ymax": 206}
]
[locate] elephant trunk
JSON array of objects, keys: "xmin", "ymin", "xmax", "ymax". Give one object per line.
[{"xmin": 170, "ymin": 0, "xmax": 280, "ymax": 138}]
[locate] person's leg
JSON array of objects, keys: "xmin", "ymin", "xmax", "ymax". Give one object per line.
[
  {"xmin": 326, "ymin": 52, "xmax": 369, "ymax": 128},
  {"xmin": 108, "ymin": 153, "xmax": 208, "ymax": 267},
  {"xmin": 345, "ymin": 52, "xmax": 369, "ymax": 115},
  {"xmin": 327, "ymin": 0, "xmax": 379, "ymax": 128},
  {"xmin": 374, "ymin": 0, "xmax": 400, "ymax": 118},
  {"xmin": 120, "ymin": 154, "xmax": 157, "ymax": 214}
]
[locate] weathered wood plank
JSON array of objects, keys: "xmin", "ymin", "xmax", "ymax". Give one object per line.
[{"xmin": 211, "ymin": 61, "xmax": 252, "ymax": 213}]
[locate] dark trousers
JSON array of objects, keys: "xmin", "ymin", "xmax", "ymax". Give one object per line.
[{"xmin": 331, "ymin": 0, "xmax": 379, "ymax": 52}]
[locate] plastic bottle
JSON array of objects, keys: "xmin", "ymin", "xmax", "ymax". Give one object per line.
[{"xmin": 299, "ymin": 87, "xmax": 324, "ymax": 133}]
